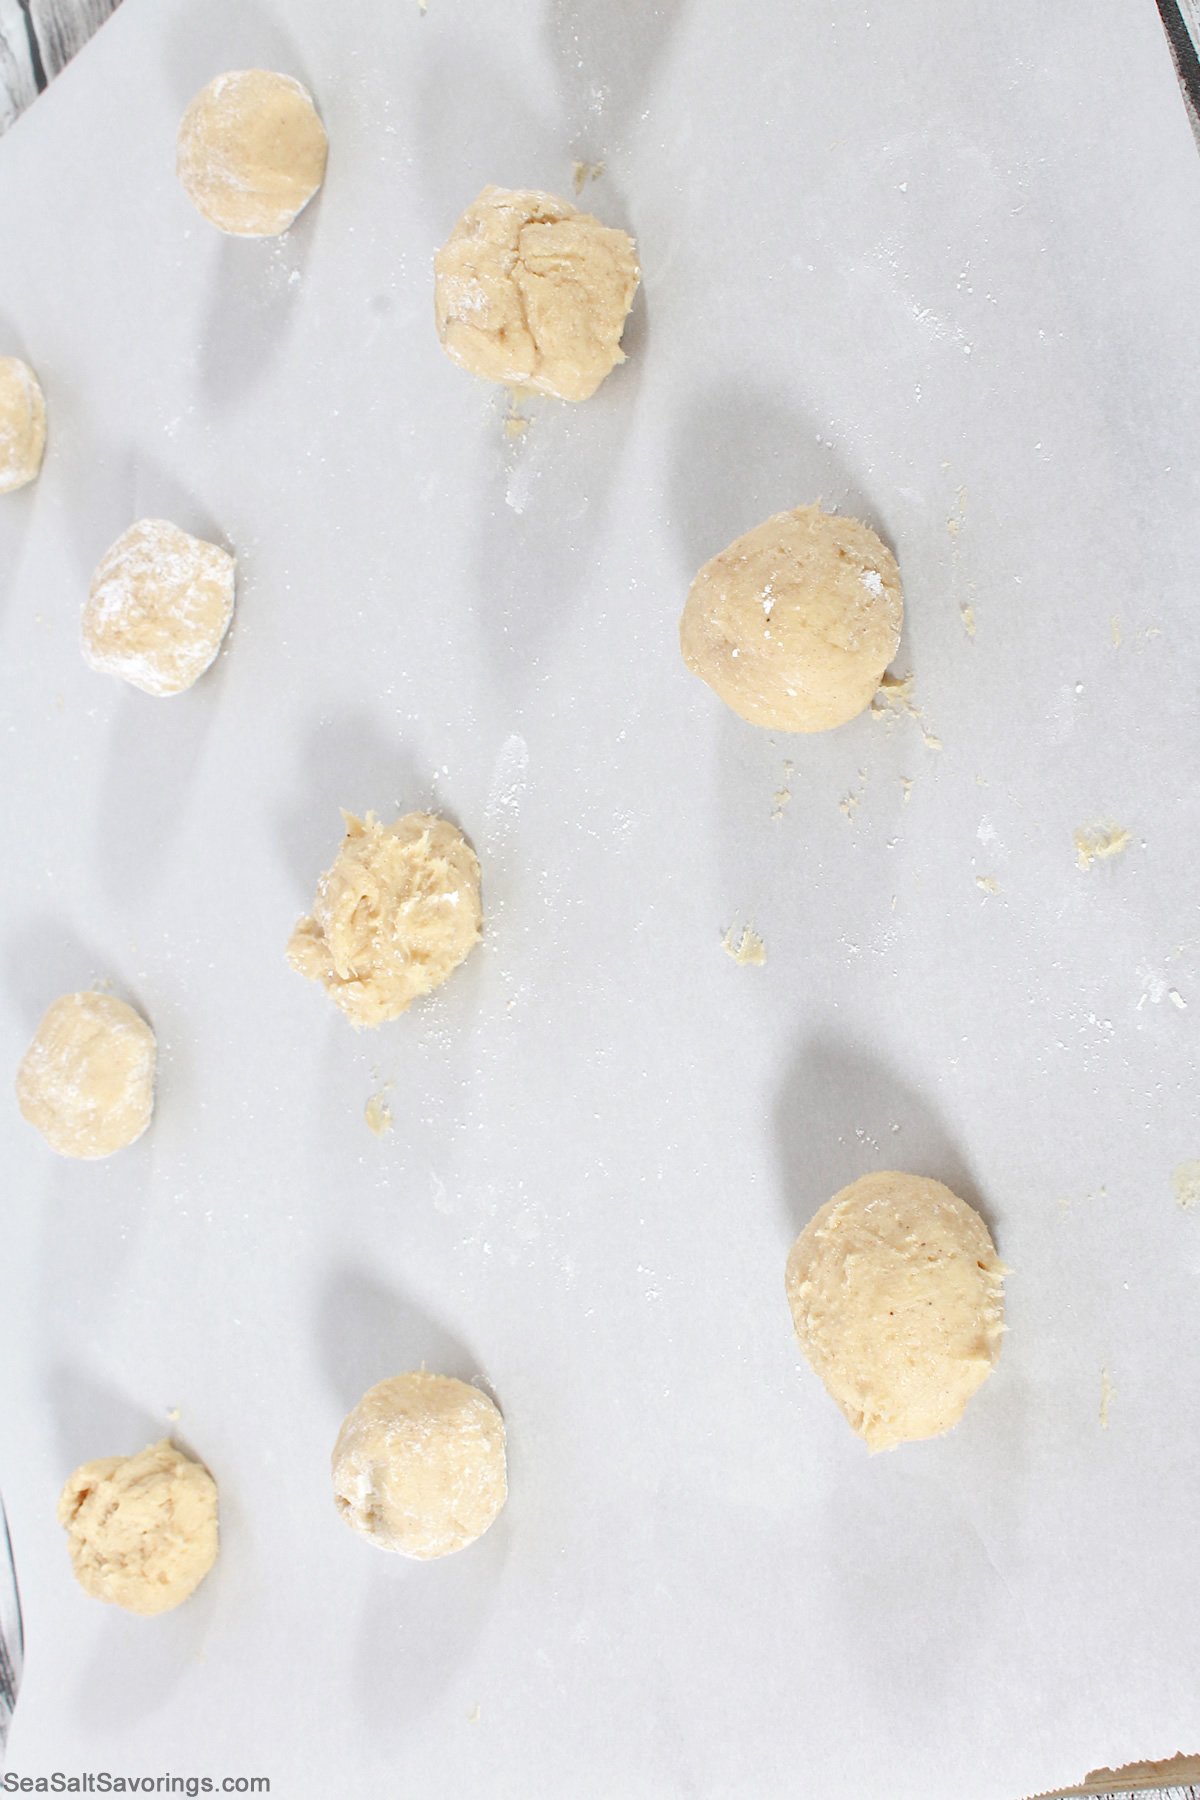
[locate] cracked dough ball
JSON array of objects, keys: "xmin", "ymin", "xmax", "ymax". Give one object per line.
[
  {"xmin": 177, "ymin": 69, "xmax": 328, "ymax": 237},
  {"xmin": 434, "ymin": 184, "xmax": 640, "ymax": 402},
  {"xmin": 82, "ymin": 519, "xmax": 236, "ymax": 696},
  {"xmin": 332, "ymin": 1373, "xmax": 507, "ymax": 1559},
  {"xmin": 16, "ymin": 991, "xmax": 156, "ymax": 1159},
  {"xmin": 680, "ymin": 503, "xmax": 903, "ymax": 732},
  {"xmin": 288, "ymin": 811, "xmax": 482, "ymax": 1027},
  {"xmin": 0, "ymin": 356, "xmax": 46, "ymax": 493},
  {"xmin": 785, "ymin": 1172, "xmax": 1005, "ymax": 1451},
  {"xmin": 58, "ymin": 1440, "xmax": 218, "ymax": 1615}
]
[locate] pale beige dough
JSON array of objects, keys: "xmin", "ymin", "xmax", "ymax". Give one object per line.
[
  {"xmin": 434, "ymin": 185, "xmax": 640, "ymax": 402},
  {"xmin": 58, "ymin": 1440, "xmax": 218, "ymax": 1615},
  {"xmin": 16, "ymin": 991, "xmax": 156, "ymax": 1159},
  {"xmin": 288, "ymin": 811, "xmax": 482, "ymax": 1028},
  {"xmin": 332, "ymin": 1373, "xmax": 507, "ymax": 1559},
  {"xmin": 785, "ymin": 1171, "xmax": 1005, "ymax": 1451},
  {"xmin": 0, "ymin": 356, "xmax": 46, "ymax": 493},
  {"xmin": 177, "ymin": 69, "xmax": 328, "ymax": 237},
  {"xmin": 82, "ymin": 519, "xmax": 236, "ymax": 696},
  {"xmin": 680, "ymin": 503, "xmax": 904, "ymax": 732}
]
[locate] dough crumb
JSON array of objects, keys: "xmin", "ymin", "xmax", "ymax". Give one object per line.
[
  {"xmin": 771, "ymin": 760, "xmax": 793, "ymax": 821},
  {"xmin": 1073, "ymin": 823, "xmax": 1131, "ymax": 871},
  {"xmin": 332, "ymin": 1372, "xmax": 507, "ymax": 1558},
  {"xmin": 722, "ymin": 922, "xmax": 766, "ymax": 966},
  {"xmin": 82, "ymin": 520, "xmax": 236, "ymax": 697},
  {"xmin": 872, "ymin": 671, "xmax": 940, "ymax": 748},
  {"xmin": 1110, "ymin": 616, "xmax": 1122, "ymax": 648},
  {"xmin": 365, "ymin": 1092, "xmax": 393, "ymax": 1136},
  {"xmin": 58, "ymin": 1440, "xmax": 218, "ymax": 1615},
  {"xmin": 435, "ymin": 185, "xmax": 639, "ymax": 402},
  {"xmin": 1100, "ymin": 1366, "xmax": 1115, "ymax": 1429},
  {"xmin": 976, "ymin": 875, "xmax": 999, "ymax": 895},
  {"xmin": 960, "ymin": 603, "xmax": 976, "ymax": 638},
  {"xmin": 1171, "ymin": 1160, "xmax": 1200, "ymax": 1209},
  {"xmin": 289, "ymin": 811, "xmax": 482, "ymax": 1028},
  {"xmin": 16, "ymin": 991, "xmax": 155, "ymax": 1159},
  {"xmin": 0, "ymin": 356, "xmax": 47, "ymax": 492},
  {"xmin": 177, "ymin": 70, "xmax": 328, "ymax": 237},
  {"xmin": 571, "ymin": 159, "xmax": 605, "ymax": 193},
  {"xmin": 785, "ymin": 1171, "xmax": 1005, "ymax": 1451}
]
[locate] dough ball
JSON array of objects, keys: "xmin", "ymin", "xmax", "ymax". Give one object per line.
[
  {"xmin": 434, "ymin": 184, "xmax": 640, "ymax": 402},
  {"xmin": 785, "ymin": 1171, "xmax": 1005, "ymax": 1451},
  {"xmin": 16, "ymin": 991, "xmax": 156, "ymax": 1159},
  {"xmin": 82, "ymin": 519, "xmax": 236, "ymax": 697},
  {"xmin": 0, "ymin": 356, "xmax": 47, "ymax": 493},
  {"xmin": 332, "ymin": 1373, "xmax": 507, "ymax": 1559},
  {"xmin": 680, "ymin": 503, "xmax": 903, "ymax": 732},
  {"xmin": 177, "ymin": 69, "xmax": 328, "ymax": 237},
  {"xmin": 58, "ymin": 1440, "xmax": 218, "ymax": 1616},
  {"xmin": 288, "ymin": 810, "xmax": 482, "ymax": 1028}
]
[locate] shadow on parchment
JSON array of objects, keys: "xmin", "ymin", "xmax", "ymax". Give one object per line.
[{"xmin": 318, "ymin": 1268, "xmax": 510, "ymax": 1739}]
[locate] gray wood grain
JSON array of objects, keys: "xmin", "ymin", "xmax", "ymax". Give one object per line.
[{"xmin": 0, "ymin": 0, "xmax": 121, "ymax": 133}]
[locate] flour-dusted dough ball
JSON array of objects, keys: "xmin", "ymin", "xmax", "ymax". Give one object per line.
[
  {"xmin": 0, "ymin": 356, "xmax": 46, "ymax": 493},
  {"xmin": 177, "ymin": 69, "xmax": 328, "ymax": 237},
  {"xmin": 288, "ymin": 811, "xmax": 482, "ymax": 1028},
  {"xmin": 332, "ymin": 1373, "xmax": 507, "ymax": 1559},
  {"xmin": 785, "ymin": 1171, "xmax": 1005, "ymax": 1451},
  {"xmin": 680, "ymin": 503, "xmax": 903, "ymax": 733},
  {"xmin": 82, "ymin": 519, "xmax": 236, "ymax": 697},
  {"xmin": 434, "ymin": 185, "xmax": 640, "ymax": 402},
  {"xmin": 16, "ymin": 991, "xmax": 156, "ymax": 1159},
  {"xmin": 58, "ymin": 1440, "xmax": 218, "ymax": 1616}
]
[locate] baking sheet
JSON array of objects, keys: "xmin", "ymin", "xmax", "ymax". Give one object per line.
[{"xmin": 2, "ymin": 1, "xmax": 1199, "ymax": 1795}]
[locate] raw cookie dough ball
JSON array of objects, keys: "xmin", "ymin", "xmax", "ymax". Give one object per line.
[
  {"xmin": 288, "ymin": 811, "xmax": 482, "ymax": 1028},
  {"xmin": 16, "ymin": 991, "xmax": 156, "ymax": 1159},
  {"xmin": 785, "ymin": 1171, "xmax": 1005, "ymax": 1451},
  {"xmin": 434, "ymin": 185, "xmax": 640, "ymax": 402},
  {"xmin": 177, "ymin": 70, "xmax": 328, "ymax": 237},
  {"xmin": 0, "ymin": 356, "xmax": 46, "ymax": 493},
  {"xmin": 680, "ymin": 503, "xmax": 903, "ymax": 732},
  {"xmin": 332, "ymin": 1373, "xmax": 507, "ymax": 1559},
  {"xmin": 82, "ymin": 519, "xmax": 236, "ymax": 696},
  {"xmin": 58, "ymin": 1440, "xmax": 218, "ymax": 1615}
]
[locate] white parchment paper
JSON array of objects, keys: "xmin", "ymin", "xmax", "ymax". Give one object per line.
[{"xmin": 1, "ymin": 2, "xmax": 1199, "ymax": 1795}]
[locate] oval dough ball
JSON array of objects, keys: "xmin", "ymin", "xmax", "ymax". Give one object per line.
[
  {"xmin": 785, "ymin": 1171, "xmax": 1005, "ymax": 1452},
  {"xmin": 177, "ymin": 69, "xmax": 328, "ymax": 237},
  {"xmin": 332, "ymin": 1373, "xmax": 507, "ymax": 1559},
  {"xmin": 82, "ymin": 519, "xmax": 236, "ymax": 696},
  {"xmin": 16, "ymin": 991, "xmax": 156, "ymax": 1159},
  {"xmin": 434, "ymin": 185, "xmax": 640, "ymax": 402},
  {"xmin": 679, "ymin": 503, "xmax": 903, "ymax": 732},
  {"xmin": 58, "ymin": 1440, "xmax": 218, "ymax": 1615},
  {"xmin": 288, "ymin": 810, "xmax": 482, "ymax": 1028},
  {"xmin": 0, "ymin": 356, "xmax": 47, "ymax": 493}
]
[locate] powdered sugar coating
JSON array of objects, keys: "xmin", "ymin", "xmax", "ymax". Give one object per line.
[
  {"xmin": 16, "ymin": 991, "xmax": 156, "ymax": 1159},
  {"xmin": 177, "ymin": 70, "xmax": 328, "ymax": 237},
  {"xmin": 332, "ymin": 1373, "xmax": 507, "ymax": 1559},
  {"xmin": 82, "ymin": 519, "xmax": 236, "ymax": 697},
  {"xmin": 0, "ymin": 356, "xmax": 47, "ymax": 493}
]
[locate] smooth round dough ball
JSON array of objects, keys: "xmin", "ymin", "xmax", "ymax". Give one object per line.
[
  {"xmin": 332, "ymin": 1372, "xmax": 507, "ymax": 1559},
  {"xmin": 82, "ymin": 519, "xmax": 236, "ymax": 696},
  {"xmin": 434, "ymin": 185, "xmax": 640, "ymax": 402},
  {"xmin": 680, "ymin": 503, "xmax": 903, "ymax": 732},
  {"xmin": 177, "ymin": 69, "xmax": 327, "ymax": 237},
  {"xmin": 785, "ymin": 1171, "xmax": 1005, "ymax": 1452},
  {"xmin": 58, "ymin": 1440, "xmax": 218, "ymax": 1616},
  {"xmin": 16, "ymin": 991, "xmax": 156, "ymax": 1159},
  {"xmin": 288, "ymin": 810, "xmax": 482, "ymax": 1028},
  {"xmin": 0, "ymin": 356, "xmax": 46, "ymax": 493}
]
